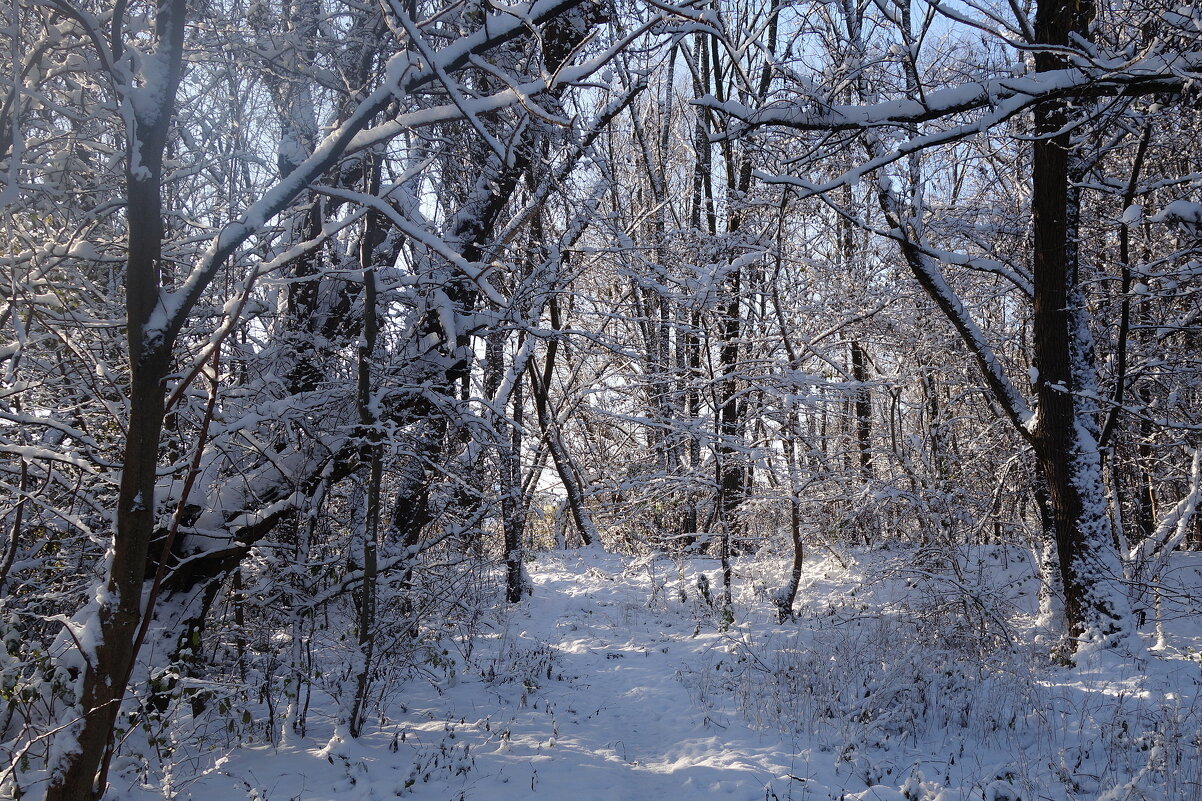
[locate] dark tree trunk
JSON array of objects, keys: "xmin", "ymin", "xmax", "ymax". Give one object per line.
[
  {"xmin": 1028, "ymin": 0, "xmax": 1131, "ymax": 647},
  {"xmin": 349, "ymin": 159, "xmax": 386, "ymax": 738},
  {"xmin": 528, "ymin": 298, "xmax": 597, "ymax": 547},
  {"xmin": 45, "ymin": 1, "xmax": 188, "ymax": 796},
  {"xmin": 717, "ymin": 265, "xmax": 744, "ymax": 563},
  {"xmin": 850, "ymin": 341, "xmax": 873, "ymax": 481},
  {"xmin": 503, "ymin": 366, "xmax": 527, "ymax": 602}
]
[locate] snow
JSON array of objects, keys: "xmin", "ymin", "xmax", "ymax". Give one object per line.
[
  {"xmin": 700, "ymin": 51, "xmax": 1202, "ymax": 136},
  {"xmin": 108, "ymin": 547, "xmax": 1202, "ymax": 801},
  {"xmin": 847, "ymin": 787, "xmax": 908, "ymax": 801},
  {"xmin": 1151, "ymin": 199, "xmax": 1202, "ymax": 226},
  {"xmin": 174, "ymin": 0, "xmax": 602, "ymax": 337}
]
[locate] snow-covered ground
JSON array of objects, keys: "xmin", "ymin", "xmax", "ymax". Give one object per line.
[{"xmin": 120, "ymin": 547, "xmax": 1202, "ymax": 801}]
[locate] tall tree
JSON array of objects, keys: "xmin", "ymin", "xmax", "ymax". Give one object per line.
[
  {"xmin": 0, "ymin": 0, "xmax": 631, "ymax": 794},
  {"xmin": 702, "ymin": 0, "xmax": 1202, "ymax": 650}
]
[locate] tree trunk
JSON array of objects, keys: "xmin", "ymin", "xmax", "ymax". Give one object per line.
[
  {"xmin": 45, "ymin": 1, "xmax": 188, "ymax": 794},
  {"xmin": 1029, "ymin": 0, "xmax": 1133, "ymax": 649},
  {"xmin": 503, "ymin": 368, "xmax": 528, "ymax": 602},
  {"xmin": 850, "ymin": 341, "xmax": 873, "ymax": 481},
  {"xmin": 528, "ymin": 304, "xmax": 597, "ymax": 547},
  {"xmin": 349, "ymin": 165, "xmax": 386, "ymax": 738}
]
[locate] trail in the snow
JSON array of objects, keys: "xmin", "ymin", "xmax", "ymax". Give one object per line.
[
  {"xmin": 149, "ymin": 547, "xmax": 1200, "ymax": 801},
  {"xmin": 399, "ymin": 549, "xmax": 802, "ymax": 800}
]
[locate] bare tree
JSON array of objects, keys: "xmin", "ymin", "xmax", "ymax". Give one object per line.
[{"xmin": 703, "ymin": 0, "xmax": 1202, "ymax": 650}]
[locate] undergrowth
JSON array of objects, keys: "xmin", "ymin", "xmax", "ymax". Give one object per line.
[{"xmin": 679, "ymin": 547, "xmax": 1202, "ymax": 801}]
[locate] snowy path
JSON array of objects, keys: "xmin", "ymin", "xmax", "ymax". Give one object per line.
[
  {"xmin": 395, "ymin": 549, "xmax": 799, "ymax": 800},
  {"xmin": 160, "ymin": 547, "xmax": 1201, "ymax": 801}
]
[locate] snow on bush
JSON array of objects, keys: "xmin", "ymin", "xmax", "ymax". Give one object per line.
[{"xmin": 679, "ymin": 547, "xmax": 1202, "ymax": 801}]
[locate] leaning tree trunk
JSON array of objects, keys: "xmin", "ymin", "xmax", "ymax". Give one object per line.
[{"xmin": 528, "ymin": 298, "xmax": 597, "ymax": 547}]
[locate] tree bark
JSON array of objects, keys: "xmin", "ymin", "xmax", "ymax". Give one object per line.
[
  {"xmin": 44, "ymin": 0, "xmax": 187, "ymax": 795},
  {"xmin": 1028, "ymin": 0, "xmax": 1132, "ymax": 648},
  {"xmin": 528, "ymin": 301, "xmax": 597, "ymax": 547},
  {"xmin": 349, "ymin": 160, "xmax": 386, "ymax": 738},
  {"xmin": 850, "ymin": 341, "xmax": 873, "ymax": 482}
]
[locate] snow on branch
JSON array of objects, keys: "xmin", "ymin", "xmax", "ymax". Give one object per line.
[
  {"xmin": 1130, "ymin": 449, "xmax": 1202, "ymax": 566},
  {"xmin": 314, "ymin": 185, "xmax": 509, "ymax": 307},
  {"xmin": 699, "ymin": 51, "xmax": 1202, "ymax": 136},
  {"xmin": 153, "ymin": 0, "xmax": 604, "ymax": 347},
  {"xmin": 1150, "ymin": 199, "xmax": 1202, "ymax": 229},
  {"xmin": 865, "ymin": 132, "xmax": 1035, "ymax": 435}
]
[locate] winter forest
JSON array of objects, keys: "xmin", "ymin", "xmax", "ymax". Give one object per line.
[{"xmin": 2, "ymin": 0, "xmax": 1202, "ymax": 797}]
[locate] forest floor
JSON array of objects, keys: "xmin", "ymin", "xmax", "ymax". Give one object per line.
[{"xmin": 130, "ymin": 546, "xmax": 1202, "ymax": 801}]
